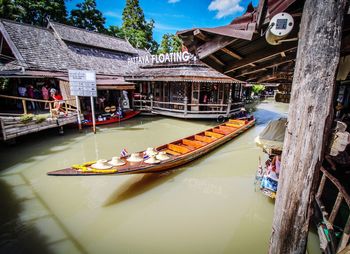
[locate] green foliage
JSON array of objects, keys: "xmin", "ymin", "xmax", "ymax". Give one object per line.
[
  {"xmin": 13, "ymin": 0, "xmax": 67, "ymax": 26},
  {"xmin": 158, "ymin": 33, "xmax": 183, "ymax": 54},
  {"xmin": 252, "ymin": 84, "xmax": 266, "ymax": 94},
  {"xmin": 0, "ymin": 0, "xmax": 25, "ymax": 20},
  {"xmin": 20, "ymin": 114, "xmax": 34, "ymax": 124},
  {"xmin": 0, "ymin": 78, "xmax": 10, "ymax": 92},
  {"xmin": 69, "ymin": 0, "xmax": 106, "ymax": 33},
  {"xmin": 117, "ymin": 0, "xmax": 158, "ymax": 53},
  {"xmin": 158, "ymin": 34, "xmax": 171, "ymax": 54},
  {"xmin": 107, "ymin": 25, "xmax": 124, "ymax": 39},
  {"xmin": 35, "ymin": 114, "xmax": 48, "ymax": 124},
  {"xmin": 171, "ymin": 34, "xmax": 182, "ymax": 52}
]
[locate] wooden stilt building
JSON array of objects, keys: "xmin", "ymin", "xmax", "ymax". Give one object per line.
[{"xmin": 0, "ymin": 19, "xmax": 246, "ymax": 128}]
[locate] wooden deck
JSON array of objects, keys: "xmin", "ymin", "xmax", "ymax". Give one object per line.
[{"xmin": 0, "ymin": 113, "xmax": 80, "ymax": 141}]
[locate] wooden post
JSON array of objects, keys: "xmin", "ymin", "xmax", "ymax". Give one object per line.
[
  {"xmin": 184, "ymin": 96, "xmax": 188, "ymax": 116},
  {"xmin": 22, "ymin": 99, "xmax": 27, "ymax": 114},
  {"xmin": 90, "ymin": 96, "xmax": 96, "ymax": 134},
  {"xmin": 337, "ymin": 216, "xmax": 350, "ymax": 252},
  {"xmin": 269, "ymin": 0, "xmax": 347, "ymax": 253},
  {"xmin": 75, "ymin": 96, "xmax": 82, "ymax": 131},
  {"xmin": 49, "ymin": 102, "xmax": 53, "ymax": 118},
  {"xmin": 150, "ymin": 95, "xmax": 153, "ymax": 111},
  {"xmin": 226, "ymin": 84, "xmax": 232, "ymax": 116},
  {"xmin": 65, "ymin": 102, "xmax": 68, "ymax": 114}
]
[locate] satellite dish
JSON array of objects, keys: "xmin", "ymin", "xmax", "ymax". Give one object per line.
[{"xmin": 266, "ymin": 12, "xmax": 294, "ymax": 45}]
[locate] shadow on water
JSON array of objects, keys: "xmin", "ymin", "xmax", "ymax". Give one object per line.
[
  {"xmin": 0, "ymin": 179, "xmax": 53, "ymax": 254},
  {"xmin": 103, "ymin": 168, "xmax": 186, "ymax": 207},
  {"xmin": 0, "ymin": 126, "xmax": 86, "ymax": 171}
]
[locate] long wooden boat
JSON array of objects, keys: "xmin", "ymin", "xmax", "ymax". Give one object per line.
[
  {"xmin": 47, "ymin": 118, "xmax": 255, "ymax": 176},
  {"xmin": 83, "ymin": 110, "xmax": 140, "ymax": 126}
]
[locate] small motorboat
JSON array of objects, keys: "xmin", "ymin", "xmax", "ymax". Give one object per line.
[{"xmin": 48, "ymin": 117, "xmax": 255, "ymax": 176}]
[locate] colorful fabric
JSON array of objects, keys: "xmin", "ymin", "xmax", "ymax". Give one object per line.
[
  {"xmin": 143, "ymin": 152, "xmax": 150, "ymax": 160},
  {"xmin": 261, "ymin": 176, "xmax": 278, "ymax": 192},
  {"xmin": 120, "ymin": 148, "xmax": 128, "ymax": 157}
]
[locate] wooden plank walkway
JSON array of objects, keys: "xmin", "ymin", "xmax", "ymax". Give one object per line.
[{"xmin": 0, "ymin": 113, "xmax": 79, "ymax": 141}]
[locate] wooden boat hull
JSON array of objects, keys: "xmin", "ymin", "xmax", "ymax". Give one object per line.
[
  {"xmin": 83, "ymin": 111, "xmax": 140, "ymax": 126},
  {"xmin": 48, "ymin": 118, "xmax": 255, "ymax": 176}
]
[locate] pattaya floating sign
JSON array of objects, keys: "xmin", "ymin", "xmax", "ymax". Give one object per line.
[{"xmin": 127, "ymin": 51, "xmax": 196, "ymax": 65}]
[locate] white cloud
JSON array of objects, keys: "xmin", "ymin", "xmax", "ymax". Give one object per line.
[
  {"xmin": 208, "ymin": 0, "xmax": 244, "ymax": 19},
  {"xmin": 168, "ymin": 0, "xmax": 180, "ymax": 3},
  {"xmin": 104, "ymin": 11, "xmax": 122, "ymax": 19},
  {"xmin": 154, "ymin": 22, "xmax": 183, "ymax": 31}
]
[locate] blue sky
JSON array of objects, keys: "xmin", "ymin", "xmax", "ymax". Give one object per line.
[{"xmin": 66, "ymin": 0, "xmax": 259, "ymax": 43}]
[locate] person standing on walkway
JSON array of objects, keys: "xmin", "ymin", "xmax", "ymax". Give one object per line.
[
  {"xmin": 42, "ymin": 84, "xmax": 49, "ymax": 109},
  {"xmin": 27, "ymin": 85, "xmax": 35, "ymax": 111}
]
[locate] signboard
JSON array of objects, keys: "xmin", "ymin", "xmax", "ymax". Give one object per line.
[
  {"xmin": 68, "ymin": 70, "xmax": 97, "ymax": 97},
  {"xmin": 127, "ymin": 51, "xmax": 196, "ymax": 65}
]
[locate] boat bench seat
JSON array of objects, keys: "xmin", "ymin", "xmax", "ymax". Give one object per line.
[
  {"xmin": 225, "ymin": 123, "xmax": 240, "ymax": 128},
  {"xmin": 165, "ymin": 149, "xmax": 181, "ymax": 156},
  {"xmin": 229, "ymin": 119, "xmax": 246, "ymax": 124},
  {"xmin": 194, "ymin": 135, "xmax": 216, "ymax": 143},
  {"xmin": 205, "ymin": 131, "xmax": 223, "ymax": 139},
  {"xmin": 219, "ymin": 126, "xmax": 235, "ymax": 132},
  {"xmin": 168, "ymin": 144, "xmax": 191, "ymax": 154},
  {"xmin": 228, "ymin": 120, "xmax": 246, "ymax": 128},
  {"xmin": 213, "ymin": 128, "xmax": 230, "ymax": 135},
  {"xmin": 182, "ymin": 139, "xmax": 206, "ymax": 148}
]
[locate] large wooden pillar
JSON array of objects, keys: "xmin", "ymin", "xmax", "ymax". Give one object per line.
[{"xmin": 269, "ymin": 0, "xmax": 347, "ymax": 253}]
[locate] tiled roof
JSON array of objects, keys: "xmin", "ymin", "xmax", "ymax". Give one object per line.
[
  {"xmin": 125, "ymin": 64, "xmax": 237, "ymax": 82},
  {"xmin": 0, "ymin": 20, "xmax": 240, "ymax": 81},
  {"xmin": 49, "ymin": 22, "xmax": 137, "ymax": 54},
  {"xmin": 1, "ymin": 20, "xmax": 72, "ymax": 71},
  {"xmin": 0, "ymin": 20, "xmax": 137, "ymax": 75}
]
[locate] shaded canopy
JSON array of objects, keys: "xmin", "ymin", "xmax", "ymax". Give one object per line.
[
  {"xmin": 177, "ymin": 0, "xmax": 350, "ymax": 84},
  {"xmin": 255, "ymin": 117, "xmax": 287, "ymax": 151}
]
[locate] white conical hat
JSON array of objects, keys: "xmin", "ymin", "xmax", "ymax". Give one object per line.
[
  {"xmin": 91, "ymin": 159, "xmax": 112, "ymax": 170},
  {"xmin": 145, "ymin": 147, "xmax": 157, "ymax": 156},
  {"xmin": 127, "ymin": 153, "xmax": 143, "ymax": 162},
  {"xmin": 144, "ymin": 155, "xmax": 160, "ymax": 164},
  {"xmin": 156, "ymin": 151, "xmax": 170, "ymax": 161},
  {"xmin": 108, "ymin": 157, "xmax": 126, "ymax": 166}
]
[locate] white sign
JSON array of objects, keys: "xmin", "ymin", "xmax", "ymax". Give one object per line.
[
  {"xmin": 68, "ymin": 70, "xmax": 97, "ymax": 97},
  {"xmin": 128, "ymin": 51, "xmax": 196, "ymax": 65}
]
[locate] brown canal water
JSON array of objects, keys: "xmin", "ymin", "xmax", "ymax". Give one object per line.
[{"xmin": 0, "ymin": 100, "xmax": 321, "ymax": 254}]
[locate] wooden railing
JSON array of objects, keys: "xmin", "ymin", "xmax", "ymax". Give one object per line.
[
  {"xmin": 0, "ymin": 94, "xmax": 76, "ymax": 117},
  {"xmin": 134, "ymin": 98, "xmax": 243, "ymax": 116},
  {"xmin": 315, "ymin": 166, "xmax": 350, "ymax": 253}
]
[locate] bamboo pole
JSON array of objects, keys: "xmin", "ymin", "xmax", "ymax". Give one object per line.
[
  {"xmin": 337, "ymin": 216, "xmax": 350, "ymax": 253},
  {"xmin": 49, "ymin": 102, "xmax": 53, "ymax": 118},
  {"xmin": 22, "ymin": 99, "xmax": 27, "ymax": 114},
  {"xmin": 269, "ymin": 0, "xmax": 347, "ymax": 253},
  {"xmin": 329, "ymin": 192, "xmax": 343, "ymax": 224}
]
